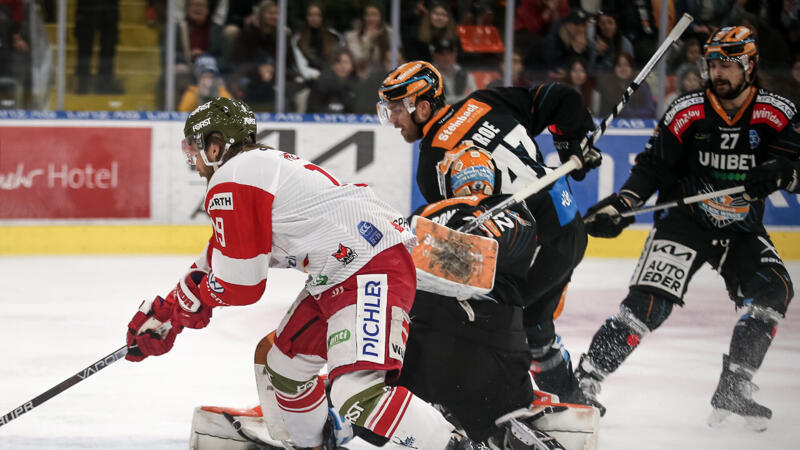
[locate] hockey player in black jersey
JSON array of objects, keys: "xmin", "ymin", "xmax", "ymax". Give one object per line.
[
  {"xmin": 378, "ymin": 61, "xmax": 602, "ymax": 404},
  {"xmin": 576, "ymin": 26, "xmax": 799, "ymax": 430},
  {"xmin": 396, "ymin": 142, "xmax": 569, "ymax": 449}
]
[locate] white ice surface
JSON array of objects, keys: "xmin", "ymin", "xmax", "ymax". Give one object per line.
[{"xmin": 0, "ymin": 256, "xmax": 798, "ymax": 449}]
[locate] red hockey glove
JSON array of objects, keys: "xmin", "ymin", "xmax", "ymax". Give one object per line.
[
  {"xmin": 125, "ymin": 296, "xmax": 182, "ymax": 362},
  {"xmin": 171, "ymin": 268, "xmax": 215, "ymax": 329}
]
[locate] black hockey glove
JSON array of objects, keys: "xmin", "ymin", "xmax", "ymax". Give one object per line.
[
  {"xmin": 583, "ymin": 192, "xmax": 640, "ymax": 238},
  {"xmin": 553, "ymin": 138, "xmax": 602, "ymax": 181},
  {"xmin": 744, "ymin": 157, "xmax": 799, "ymax": 201}
]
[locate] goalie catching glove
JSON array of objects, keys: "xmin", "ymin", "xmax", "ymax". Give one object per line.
[
  {"xmin": 583, "ymin": 192, "xmax": 642, "ymax": 238},
  {"xmin": 125, "ymin": 268, "xmax": 216, "ymax": 362}
]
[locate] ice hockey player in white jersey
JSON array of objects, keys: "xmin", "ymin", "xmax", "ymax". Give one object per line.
[{"xmin": 122, "ymin": 97, "xmax": 482, "ymax": 450}]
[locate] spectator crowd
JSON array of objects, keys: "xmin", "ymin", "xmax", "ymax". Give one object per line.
[{"xmin": 2, "ymin": 0, "xmax": 800, "ymax": 114}]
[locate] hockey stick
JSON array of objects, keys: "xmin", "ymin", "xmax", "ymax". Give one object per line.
[
  {"xmin": 0, "ymin": 346, "xmax": 127, "ymax": 428},
  {"xmin": 619, "ymin": 185, "xmax": 746, "ymax": 217},
  {"xmin": 459, "ymin": 13, "xmax": 694, "ymax": 233}
]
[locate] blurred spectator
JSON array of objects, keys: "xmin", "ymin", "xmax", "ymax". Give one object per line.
[
  {"xmin": 543, "ymin": 8, "xmax": 590, "ymax": 81},
  {"xmin": 178, "ymin": 55, "xmax": 232, "ymax": 112},
  {"xmin": 222, "ymin": 0, "xmax": 259, "ymax": 70},
  {"xmin": 244, "ymin": 56, "xmax": 276, "ymax": 111},
  {"xmin": 778, "ymin": 0, "xmax": 800, "ymax": 54},
  {"xmin": 0, "ymin": 0, "xmax": 29, "ymax": 77},
  {"xmin": 431, "ymin": 38, "xmax": 476, "ymax": 103},
  {"xmin": 668, "ymin": 37, "xmax": 702, "ymax": 75},
  {"xmin": 400, "ymin": 0, "xmax": 430, "ymax": 60},
  {"xmin": 565, "ymin": 57, "xmax": 600, "ymax": 115},
  {"xmin": 487, "ymin": 48, "xmax": 536, "ymax": 88},
  {"xmin": 587, "ymin": 11, "xmax": 633, "ymax": 74},
  {"xmin": 404, "ymin": 1, "xmax": 458, "ymax": 62},
  {"xmin": 291, "ymin": 2, "xmax": 345, "ymax": 83},
  {"xmin": 174, "ymin": 0, "xmax": 224, "ymax": 95},
  {"xmin": 345, "ymin": 2, "xmax": 391, "ymax": 79},
  {"xmin": 674, "ymin": 0, "xmax": 733, "ymax": 43},
  {"xmin": 354, "ymin": 47, "xmax": 404, "ymax": 114},
  {"xmin": 515, "ymin": 0, "xmax": 569, "ymax": 37},
  {"xmin": 597, "ymin": 51, "xmax": 655, "ymax": 118},
  {"xmin": 458, "ymin": 0, "xmax": 493, "ymax": 25},
  {"xmin": 306, "ymin": 46, "xmax": 359, "ymax": 113},
  {"xmin": 607, "ymin": 0, "xmax": 658, "ymax": 68},
  {"xmin": 731, "ymin": 8, "xmax": 791, "ymax": 69},
  {"xmin": 234, "ymin": 0, "xmax": 299, "ymax": 98},
  {"xmin": 769, "ymin": 57, "xmax": 800, "ymax": 106},
  {"xmin": 664, "ymin": 65, "xmax": 703, "ymax": 105},
  {"xmin": 174, "ymin": 0, "xmax": 228, "ymax": 25},
  {"xmin": 74, "ymin": 0, "xmax": 122, "ymax": 94}
]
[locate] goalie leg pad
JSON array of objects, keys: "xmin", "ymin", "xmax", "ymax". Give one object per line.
[{"xmin": 329, "ymin": 370, "xmax": 455, "ymax": 449}]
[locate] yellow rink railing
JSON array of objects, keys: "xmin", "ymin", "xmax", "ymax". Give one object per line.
[{"xmin": 1, "ymin": 225, "xmax": 798, "ymax": 260}]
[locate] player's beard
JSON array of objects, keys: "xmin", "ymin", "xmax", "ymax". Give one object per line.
[{"xmin": 711, "ymin": 77, "xmax": 746, "ymax": 100}]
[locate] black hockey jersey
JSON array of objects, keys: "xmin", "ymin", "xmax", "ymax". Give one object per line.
[
  {"xmin": 622, "ymin": 87, "xmax": 800, "ymax": 233},
  {"xmin": 412, "ymin": 194, "xmax": 537, "ymax": 307},
  {"xmin": 417, "ymin": 84, "xmax": 595, "ymax": 243}
]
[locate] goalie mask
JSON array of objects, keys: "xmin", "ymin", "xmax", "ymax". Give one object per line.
[
  {"xmin": 437, "ymin": 141, "xmax": 497, "ymax": 198},
  {"xmin": 182, "ymin": 97, "xmax": 257, "ymax": 170},
  {"xmin": 377, "ymin": 61, "xmax": 445, "ymax": 126},
  {"xmin": 702, "ymin": 26, "xmax": 758, "ymax": 92}
]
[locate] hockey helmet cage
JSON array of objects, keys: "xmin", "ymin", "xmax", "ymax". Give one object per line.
[
  {"xmin": 702, "ymin": 26, "xmax": 758, "ymax": 80},
  {"xmin": 182, "ymin": 97, "xmax": 257, "ymax": 168},
  {"xmin": 377, "ymin": 61, "xmax": 445, "ymax": 125},
  {"xmin": 436, "ymin": 141, "xmax": 496, "ymax": 198}
]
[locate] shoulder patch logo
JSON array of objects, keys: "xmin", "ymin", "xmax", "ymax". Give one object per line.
[
  {"xmin": 208, "ymin": 192, "xmax": 233, "ymax": 211},
  {"xmin": 751, "ymin": 104, "xmax": 788, "ymax": 130},
  {"xmin": 332, "ymin": 244, "xmax": 357, "ymax": 265},
  {"xmin": 668, "ymin": 105, "xmax": 704, "ymax": 141},
  {"xmin": 749, "ymin": 129, "xmax": 760, "ymax": 149}
]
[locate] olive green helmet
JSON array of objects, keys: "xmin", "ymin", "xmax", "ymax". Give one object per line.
[{"xmin": 183, "ymin": 97, "xmax": 257, "ymax": 151}]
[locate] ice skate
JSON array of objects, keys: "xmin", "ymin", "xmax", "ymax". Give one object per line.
[
  {"xmin": 708, "ymin": 355, "xmax": 771, "ymax": 432},
  {"xmin": 573, "ymin": 354, "xmax": 607, "ymax": 416}
]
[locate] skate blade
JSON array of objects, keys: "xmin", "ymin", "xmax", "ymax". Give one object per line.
[
  {"xmin": 707, "ymin": 408, "xmax": 731, "ymax": 427},
  {"xmin": 707, "ymin": 408, "xmax": 768, "ymax": 432}
]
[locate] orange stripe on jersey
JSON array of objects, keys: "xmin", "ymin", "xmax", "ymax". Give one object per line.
[
  {"xmin": 419, "ymin": 195, "xmax": 485, "ymax": 217},
  {"xmin": 429, "ymin": 99, "xmax": 493, "ymax": 150},
  {"xmin": 473, "ymin": 210, "xmax": 501, "ymax": 237},
  {"xmin": 706, "ymin": 86, "xmax": 756, "ymax": 126}
]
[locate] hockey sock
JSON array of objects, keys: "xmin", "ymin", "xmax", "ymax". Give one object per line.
[
  {"xmin": 728, "ymin": 306, "xmax": 779, "ymax": 371},
  {"xmin": 585, "ymin": 306, "xmax": 648, "ymax": 375}
]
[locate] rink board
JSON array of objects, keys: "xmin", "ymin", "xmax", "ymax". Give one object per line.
[{"xmin": 0, "ymin": 113, "xmax": 798, "ymax": 257}]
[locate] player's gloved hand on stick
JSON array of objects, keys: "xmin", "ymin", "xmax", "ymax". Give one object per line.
[
  {"xmin": 744, "ymin": 157, "xmax": 799, "ymax": 201},
  {"xmin": 584, "ymin": 192, "xmax": 640, "ymax": 238},
  {"xmin": 553, "ymin": 137, "xmax": 602, "ymax": 181},
  {"xmin": 171, "ymin": 268, "xmax": 215, "ymax": 329},
  {"xmin": 125, "ymin": 296, "xmax": 182, "ymax": 362}
]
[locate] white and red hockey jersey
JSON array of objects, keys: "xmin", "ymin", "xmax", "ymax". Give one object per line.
[{"xmin": 192, "ymin": 148, "xmax": 415, "ymax": 307}]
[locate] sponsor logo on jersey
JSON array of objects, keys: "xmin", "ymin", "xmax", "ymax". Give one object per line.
[
  {"xmin": 356, "ymin": 274, "xmax": 387, "ymax": 364},
  {"xmin": 436, "ymin": 99, "xmax": 491, "ymax": 147},
  {"xmin": 327, "ymin": 329, "xmax": 351, "ymax": 350},
  {"xmin": 749, "ymin": 129, "xmax": 760, "ymax": 149},
  {"xmin": 663, "ymin": 94, "xmax": 704, "ymax": 125},
  {"xmin": 344, "ymin": 402, "xmax": 365, "ymax": 423},
  {"xmin": 302, "ymin": 254, "xmax": 309, "ymax": 268},
  {"xmin": 698, "ymin": 152, "xmax": 756, "ymax": 170},
  {"xmin": 430, "ymin": 208, "xmax": 457, "ymax": 226},
  {"xmin": 699, "ymin": 194, "xmax": 750, "ymax": 227},
  {"xmin": 286, "ymin": 255, "xmax": 296, "ymax": 268},
  {"xmin": 388, "ymin": 306, "xmax": 410, "ymax": 361},
  {"xmin": 755, "ymin": 92, "xmax": 795, "ymax": 118},
  {"xmin": 751, "ymin": 104, "xmax": 788, "ymax": 130},
  {"xmin": 332, "ymin": 244, "xmax": 357, "ymax": 265},
  {"xmin": 208, "ymin": 192, "xmax": 233, "ymax": 211},
  {"xmin": 281, "ymin": 152, "xmax": 300, "ymax": 161},
  {"xmin": 630, "ymin": 238, "xmax": 697, "ymax": 297},
  {"xmin": 392, "ymin": 216, "xmax": 409, "ymax": 231},
  {"xmin": 358, "ymin": 221, "xmax": 384, "ymax": 247},
  {"xmin": 310, "ymin": 274, "xmax": 328, "ymax": 286},
  {"xmin": 207, "ymin": 272, "xmax": 225, "ymax": 293},
  {"xmin": 668, "ymin": 104, "xmax": 705, "ymax": 141}
]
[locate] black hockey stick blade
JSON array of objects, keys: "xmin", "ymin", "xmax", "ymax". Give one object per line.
[{"xmin": 0, "ymin": 345, "xmax": 127, "ymax": 429}]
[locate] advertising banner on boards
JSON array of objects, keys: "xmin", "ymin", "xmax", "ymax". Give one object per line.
[{"xmin": 0, "ymin": 126, "xmax": 151, "ymax": 219}]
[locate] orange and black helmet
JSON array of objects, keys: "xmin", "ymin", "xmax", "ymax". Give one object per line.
[
  {"xmin": 377, "ymin": 61, "xmax": 445, "ymax": 123},
  {"xmin": 703, "ymin": 26, "xmax": 758, "ymax": 75},
  {"xmin": 436, "ymin": 141, "xmax": 497, "ymax": 198}
]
